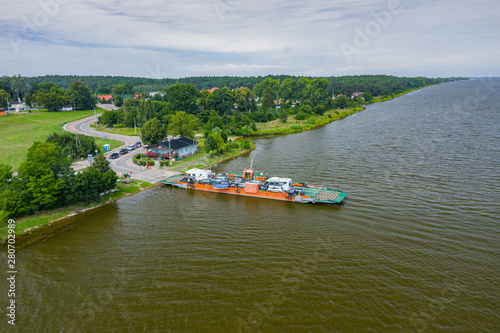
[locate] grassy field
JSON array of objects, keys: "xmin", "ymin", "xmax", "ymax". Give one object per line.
[
  {"xmin": 0, "ymin": 110, "xmax": 122, "ymax": 171},
  {"xmin": 250, "ymin": 107, "xmax": 364, "ymax": 136},
  {"xmin": 90, "ymin": 123, "xmax": 138, "ymax": 136}
]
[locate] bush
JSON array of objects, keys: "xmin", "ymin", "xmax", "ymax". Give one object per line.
[
  {"xmin": 295, "ymin": 112, "xmax": 308, "ymax": 120},
  {"xmin": 300, "ymin": 104, "xmax": 313, "ymax": 114},
  {"xmin": 289, "ymin": 124, "xmax": 302, "ymax": 131},
  {"xmin": 159, "ymin": 160, "xmax": 169, "ymax": 166},
  {"xmin": 315, "ymin": 105, "xmax": 326, "ymax": 115},
  {"xmin": 240, "ymin": 138, "xmax": 251, "ymax": 150},
  {"xmin": 114, "ymin": 123, "xmax": 126, "ymax": 128},
  {"xmin": 279, "ymin": 111, "xmax": 288, "ymax": 123}
]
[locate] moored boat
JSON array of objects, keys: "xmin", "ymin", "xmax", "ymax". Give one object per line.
[{"xmin": 161, "ymin": 166, "xmax": 347, "ymax": 205}]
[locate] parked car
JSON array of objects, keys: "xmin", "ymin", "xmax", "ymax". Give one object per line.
[
  {"xmin": 127, "ymin": 144, "xmax": 136, "ymax": 151},
  {"xmin": 230, "ymin": 177, "xmax": 246, "ymax": 188},
  {"xmin": 213, "ymin": 175, "xmax": 229, "ymax": 184},
  {"xmin": 119, "ymin": 148, "xmax": 128, "ymax": 155},
  {"xmin": 109, "ymin": 152, "xmax": 119, "ymax": 159}
]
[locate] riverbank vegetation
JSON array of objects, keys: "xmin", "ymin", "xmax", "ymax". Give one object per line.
[
  {"xmin": 0, "ymin": 178, "xmax": 153, "ymax": 245},
  {"xmin": 95, "ymin": 76, "xmax": 455, "ymax": 149}
]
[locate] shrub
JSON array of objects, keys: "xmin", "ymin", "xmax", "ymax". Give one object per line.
[
  {"xmin": 300, "ymin": 104, "xmax": 313, "ymax": 114},
  {"xmin": 315, "ymin": 105, "xmax": 326, "ymax": 115},
  {"xmin": 279, "ymin": 111, "xmax": 288, "ymax": 123},
  {"xmin": 289, "ymin": 124, "xmax": 302, "ymax": 131},
  {"xmin": 240, "ymin": 138, "xmax": 251, "ymax": 150},
  {"xmin": 114, "ymin": 123, "xmax": 126, "ymax": 128},
  {"xmin": 159, "ymin": 160, "xmax": 169, "ymax": 166},
  {"xmin": 295, "ymin": 112, "xmax": 308, "ymax": 120}
]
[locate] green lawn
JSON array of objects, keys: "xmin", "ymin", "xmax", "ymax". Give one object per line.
[
  {"xmin": 94, "ymin": 137, "xmax": 124, "ymax": 151},
  {"xmin": 90, "ymin": 123, "xmax": 139, "ymax": 136},
  {"xmin": 0, "ymin": 110, "xmax": 121, "ymax": 171}
]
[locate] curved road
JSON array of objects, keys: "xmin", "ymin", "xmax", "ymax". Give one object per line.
[{"xmin": 64, "ymin": 105, "xmax": 179, "ymax": 182}]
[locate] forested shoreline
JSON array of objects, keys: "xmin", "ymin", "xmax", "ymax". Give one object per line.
[{"xmin": 20, "ymin": 74, "xmax": 466, "ymax": 97}]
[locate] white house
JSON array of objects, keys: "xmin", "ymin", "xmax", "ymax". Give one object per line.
[{"xmin": 11, "ymin": 102, "xmax": 27, "ymax": 112}]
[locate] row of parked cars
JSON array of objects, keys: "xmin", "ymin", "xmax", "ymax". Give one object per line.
[{"xmin": 109, "ymin": 142, "xmax": 142, "ymax": 159}]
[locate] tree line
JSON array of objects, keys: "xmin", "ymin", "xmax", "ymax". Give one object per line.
[
  {"xmin": 96, "ymin": 75, "xmax": 463, "ymax": 155},
  {"xmin": 1, "ymin": 74, "xmax": 466, "ymax": 104},
  {"xmin": 0, "ymin": 76, "xmax": 95, "ymax": 111}
]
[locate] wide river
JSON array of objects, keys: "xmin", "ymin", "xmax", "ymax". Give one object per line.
[{"xmin": 4, "ymin": 79, "xmax": 500, "ymax": 332}]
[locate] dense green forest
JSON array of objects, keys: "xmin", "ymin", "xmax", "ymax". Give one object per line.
[{"xmin": 0, "ymin": 74, "xmax": 466, "ymax": 100}]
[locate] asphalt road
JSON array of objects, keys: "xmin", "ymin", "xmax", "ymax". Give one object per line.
[{"xmin": 64, "ymin": 105, "xmax": 180, "ymax": 183}]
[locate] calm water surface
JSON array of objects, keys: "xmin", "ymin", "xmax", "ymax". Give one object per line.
[{"xmin": 3, "ymin": 79, "xmax": 500, "ymax": 332}]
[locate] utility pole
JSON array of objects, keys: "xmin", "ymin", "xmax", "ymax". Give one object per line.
[
  {"xmin": 134, "ymin": 116, "xmax": 137, "ymax": 135},
  {"xmin": 139, "ymin": 129, "xmax": 143, "ymax": 158},
  {"xmin": 93, "ymin": 107, "xmax": 98, "ymax": 127}
]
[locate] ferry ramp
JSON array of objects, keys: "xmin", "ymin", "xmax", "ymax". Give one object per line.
[{"xmin": 303, "ymin": 187, "xmax": 347, "ymax": 204}]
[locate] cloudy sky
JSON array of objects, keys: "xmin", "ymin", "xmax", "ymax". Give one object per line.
[{"xmin": 1, "ymin": 0, "xmax": 499, "ymax": 78}]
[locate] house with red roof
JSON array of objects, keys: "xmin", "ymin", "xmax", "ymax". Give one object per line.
[{"xmin": 98, "ymin": 95, "xmax": 113, "ymax": 102}]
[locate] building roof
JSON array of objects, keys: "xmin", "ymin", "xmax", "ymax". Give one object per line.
[
  {"xmin": 98, "ymin": 95, "xmax": 113, "ymax": 101},
  {"xmin": 155, "ymin": 137, "xmax": 198, "ymax": 150}
]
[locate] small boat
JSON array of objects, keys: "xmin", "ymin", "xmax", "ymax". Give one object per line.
[{"xmin": 161, "ymin": 166, "xmax": 347, "ymax": 205}]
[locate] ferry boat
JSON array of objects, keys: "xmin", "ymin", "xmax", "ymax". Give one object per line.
[{"xmin": 161, "ymin": 164, "xmax": 347, "ymax": 205}]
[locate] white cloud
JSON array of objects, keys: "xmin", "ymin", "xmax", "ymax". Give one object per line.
[{"xmin": 1, "ymin": 0, "xmax": 499, "ymax": 77}]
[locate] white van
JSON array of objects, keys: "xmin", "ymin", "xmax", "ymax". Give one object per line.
[{"xmin": 265, "ymin": 177, "xmax": 294, "ymax": 192}]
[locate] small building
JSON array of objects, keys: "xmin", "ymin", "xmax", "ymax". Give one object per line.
[
  {"xmin": 98, "ymin": 95, "xmax": 113, "ymax": 102},
  {"xmin": 351, "ymin": 92, "xmax": 364, "ymax": 99},
  {"xmin": 147, "ymin": 137, "xmax": 198, "ymax": 160},
  {"xmin": 11, "ymin": 102, "xmax": 27, "ymax": 112},
  {"xmin": 148, "ymin": 92, "xmax": 165, "ymax": 97}
]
